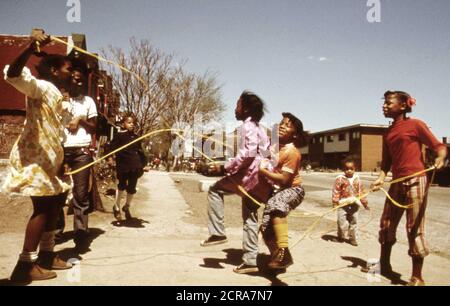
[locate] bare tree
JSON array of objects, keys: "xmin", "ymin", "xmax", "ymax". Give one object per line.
[
  {"xmin": 102, "ymin": 38, "xmax": 225, "ymax": 170},
  {"xmin": 161, "ymin": 66, "xmax": 225, "ymax": 168},
  {"xmin": 102, "ymin": 38, "xmax": 173, "ymax": 135}
]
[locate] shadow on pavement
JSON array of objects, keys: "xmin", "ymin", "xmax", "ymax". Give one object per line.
[
  {"xmin": 322, "ymin": 234, "xmax": 346, "ymax": 244},
  {"xmin": 341, "ymin": 256, "xmax": 408, "ymax": 285},
  {"xmin": 57, "ymin": 228, "xmax": 106, "ymax": 259},
  {"xmin": 111, "ymin": 217, "xmax": 149, "ymax": 228},
  {"xmin": 200, "ymin": 248, "xmax": 288, "ymax": 286}
]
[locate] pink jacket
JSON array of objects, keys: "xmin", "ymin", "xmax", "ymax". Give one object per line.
[{"xmin": 225, "ymin": 117, "xmax": 272, "ymax": 200}]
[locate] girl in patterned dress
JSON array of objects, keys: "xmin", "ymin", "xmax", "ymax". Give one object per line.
[
  {"xmin": 3, "ymin": 33, "xmax": 73, "ymax": 283},
  {"xmin": 259, "ymin": 112, "xmax": 308, "ymax": 270}
]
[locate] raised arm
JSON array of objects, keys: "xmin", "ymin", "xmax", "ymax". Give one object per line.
[{"xmin": 7, "ymin": 32, "xmax": 50, "ymax": 78}]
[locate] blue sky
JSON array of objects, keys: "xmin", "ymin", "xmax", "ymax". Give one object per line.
[{"xmin": 1, "ymin": 0, "xmax": 449, "ymax": 138}]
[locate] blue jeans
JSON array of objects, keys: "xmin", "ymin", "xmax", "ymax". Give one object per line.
[
  {"xmin": 207, "ymin": 177, "xmax": 260, "ymax": 266},
  {"xmin": 64, "ymin": 147, "xmax": 93, "ymax": 233}
]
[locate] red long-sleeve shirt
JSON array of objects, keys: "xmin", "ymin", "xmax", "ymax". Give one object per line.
[{"xmin": 381, "ymin": 118, "xmax": 447, "ymax": 179}]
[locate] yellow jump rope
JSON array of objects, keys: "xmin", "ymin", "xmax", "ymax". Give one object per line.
[{"xmin": 50, "ymin": 34, "xmax": 437, "ymax": 249}]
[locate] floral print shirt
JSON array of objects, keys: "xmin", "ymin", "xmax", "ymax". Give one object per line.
[{"xmin": 2, "ymin": 66, "xmax": 71, "ymax": 196}]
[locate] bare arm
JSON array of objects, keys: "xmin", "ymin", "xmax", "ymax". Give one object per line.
[
  {"xmin": 259, "ymin": 167, "xmax": 293, "ymax": 187},
  {"xmin": 434, "ymin": 147, "xmax": 447, "ymax": 170},
  {"xmin": 7, "ymin": 33, "xmax": 50, "ymax": 78},
  {"xmin": 79, "ymin": 117, "xmax": 97, "ymax": 135}
]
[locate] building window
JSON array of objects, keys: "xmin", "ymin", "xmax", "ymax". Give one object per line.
[
  {"xmin": 311, "ymin": 137, "xmax": 315, "ymax": 144},
  {"xmin": 327, "ymin": 135, "xmax": 334, "ymax": 143},
  {"xmin": 338, "ymin": 133, "xmax": 346, "ymax": 141},
  {"xmin": 320, "ymin": 137, "xmax": 323, "ymax": 143}
]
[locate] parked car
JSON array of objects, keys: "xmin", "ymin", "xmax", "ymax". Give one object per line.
[{"xmin": 197, "ymin": 157, "xmax": 227, "ymax": 176}]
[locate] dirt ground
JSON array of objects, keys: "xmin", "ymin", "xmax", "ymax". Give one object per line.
[
  {"xmin": 170, "ymin": 173, "xmax": 336, "ymax": 234},
  {"xmin": 1, "ymin": 170, "xmax": 449, "ymax": 286}
]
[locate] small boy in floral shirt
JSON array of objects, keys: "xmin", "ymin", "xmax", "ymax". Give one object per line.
[{"xmin": 332, "ymin": 158, "xmax": 369, "ymax": 246}]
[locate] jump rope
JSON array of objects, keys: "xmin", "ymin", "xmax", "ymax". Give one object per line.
[{"xmin": 46, "ymin": 34, "xmax": 438, "ymax": 254}]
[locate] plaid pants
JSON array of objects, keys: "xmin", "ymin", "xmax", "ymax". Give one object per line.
[
  {"xmin": 260, "ymin": 186, "xmax": 305, "ymax": 232},
  {"xmin": 379, "ymin": 175, "xmax": 430, "ymax": 258}
]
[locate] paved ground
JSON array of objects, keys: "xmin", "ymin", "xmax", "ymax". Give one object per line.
[{"xmin": 0, "ymin": 170, "xmax": 449, "ymax": 286}]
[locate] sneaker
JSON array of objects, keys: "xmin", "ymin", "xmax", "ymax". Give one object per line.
[
  {"xmin": 349, "ymin": 239, "xmax": 358, "ymax": 246},
  {"xmin": 233, "ymin": 263, "xmax": 259, "ymax": 274},
  {"xmin": 10, "ymin": 261, "xmax": 57, "ymax": 283},
  {"xmin": 113, "ymin": 207, "xmax": 123, "ymax": 221},
  {"xmin": 122, "ymin": 206, "xmax": 132, "ymax": 220},
  {"xmin": 200, "ymin": 235, "xmax": 228, "ymax": 246},
  {"xmin": 38, "ymin": 251, "xmax": 73, "ymax": 270},
  {"xmin": 268, "ymin": 248, "xmax": 294, "ymax": 269},
  {"xmin": 407, "ymin": 277, "xmax": 425, "ymax": 286}
]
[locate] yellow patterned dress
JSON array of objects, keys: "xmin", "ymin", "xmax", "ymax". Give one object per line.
[{"xmin": 2, "ymin": 66, "xmax": 71, "ymax": 196}]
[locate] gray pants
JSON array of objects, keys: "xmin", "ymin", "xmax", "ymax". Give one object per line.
[
  {"xmin": 207, "ymin": 177, "xmax": 259, "ymax": 266},
  {"xmin": 337, "ymin": 204, "xmax": 359, "ymax": 241}
]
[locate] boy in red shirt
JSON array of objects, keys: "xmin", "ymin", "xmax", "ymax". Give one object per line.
[{"xmin": 371, "ymin": 90, "xmax": 447, "ymax": 286}]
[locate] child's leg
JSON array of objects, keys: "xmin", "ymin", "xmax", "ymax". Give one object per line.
[
  {"xmin": 261, "ymin": 223, "xmax": 277, "ymax": 255},
  {"xmin": 38, "ymin": 192, "xmax": 72, "ymax": 270},
  {"xmin": 405, "ymin": 176, "xmax": 429, "ymax": 283},
  {"xmin": 261, "ymin": 198, "xmax": 277, "ymax": 255},
  {"xmin": 378, "ymin": 184, "xmax": 406, "ymax": 272},
  {"xmin": 115, "ymin": 172, "xmax": 127, "ymax": 211},
  {"xmin": 124, "ymin": 171, "xmax": 139, "ymax": 209},
  {"xmin": 269, "ymin": 214, "xmax": 293, "ymax": 269},
  {"xmin": 206, "ymin": 177, "xmax": 239, "ymax": 238},
  {"xmin": 11, "ymin": 196, "xmax": 57, "ymax": 282},
  {"xmin": 241, "ymin": 197, "xmax": 259, "ymax": 267},
  {"xmin": 348, "ymin": 205, "xmax": 359, "ymax": 242},
  {"xmin": 337, "ymin": 207, "xmax": 348, "ymax": 239},
  {"xmin": 265, "ymin": 187, "xmax": 304, "ymax": 269},
  {"xmin": 273, "ymin": 215, "xmax": 289, "ymax": 248}
]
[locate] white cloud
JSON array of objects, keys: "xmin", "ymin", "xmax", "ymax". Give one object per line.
[{"xmin": 306, "ymin": 56, "xmax": 330, "ymax": 62}]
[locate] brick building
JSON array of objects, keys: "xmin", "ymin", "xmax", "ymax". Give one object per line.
[
  {"xmin": 301, "ymin": 124, "xmax": 388, "ymax": 171},
  {"xmin": 0, "ymin": 33, "xmax": 120, "ymax": 158}
]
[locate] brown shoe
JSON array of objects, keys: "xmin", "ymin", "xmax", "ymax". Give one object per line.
[
  {"xmin": 38, "ymin": 251, "xmax": 73, "ymax": 270},
  {"xmin": 349, "ymin": 239, "xmax": 358, "ymax": 246},
  {"xmin": 10, "ymin": 261, "xmax": 57, "ymax": 283},
  {"xmin": 407, "ymin": 276, "xmax": 425, "ymax": 286},
  {"xmin": 268, "ymin": 248, "xmax": 294, "ymax": 270}
]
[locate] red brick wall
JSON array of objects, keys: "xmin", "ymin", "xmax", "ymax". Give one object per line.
[
  {"xmin": 0, "ymin": 35, "xmax": 67, "ymax": 110},
  {"xmin": 0, "ymin": 113, "xmax": 25, "ymax": 158}
]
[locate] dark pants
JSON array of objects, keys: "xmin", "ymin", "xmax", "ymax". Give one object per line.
[
  {"xmin": 117, "ymin": 170, "xmax": 141, "ymax": 194},
  {"xmin": 64, "ymin": 147, "xmax": 93, "ymax": 233}
]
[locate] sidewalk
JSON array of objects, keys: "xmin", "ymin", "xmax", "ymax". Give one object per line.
[{"xmin": 0, "ymin": 170, "xmax": 449, "ymax": 285}]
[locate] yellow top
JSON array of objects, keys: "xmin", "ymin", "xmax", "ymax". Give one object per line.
[{"xmin": 2, "ymin": 66, "xmax": 71, "ymax": 196}]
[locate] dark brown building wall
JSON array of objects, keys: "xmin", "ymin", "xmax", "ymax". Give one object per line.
[{"xmin": 361, "ymin": 134, "xmax": 383, "ymax": 171}]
